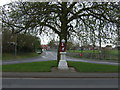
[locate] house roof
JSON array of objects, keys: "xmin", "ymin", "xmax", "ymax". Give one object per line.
[{"xmin": 41, "ymin": 45, "xmax": 48, "ymax": 48}]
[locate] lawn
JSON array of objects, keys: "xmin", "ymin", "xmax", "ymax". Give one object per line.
[
  {"xmin": 2, "ymin": 61, "xmax": 57, "ymax": 72},
  {"xmin": 68, "ymin": 50, "xmax": 118, "ymax": 55},
  {"xmin": 2, "ymin": 61, "xmax": 119, "ymax": 72},
  {"xmin": 67, "ymin": 50, "xmax": 119, "ymax": 60},
  {"xmin": 68, "ymin": 61, "xmax": 119, "ymax": 73},
  {"xmin": 68, "ymin": 50, "xmax": 99, "ymax": 53},
  {"xmin": 2, "ymin": 52, "xmax": 40, "ymax": 60}
]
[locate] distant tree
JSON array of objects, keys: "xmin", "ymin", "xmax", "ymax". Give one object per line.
[
  {"xmin": 2, "ymin": 27, "xmax": 41, "ymax": 53},
  {"xmin": 66, "ymin": 41, "xmax": 75, "ymax": 50},
  {"xmin": 17, "ymin": 33, "xmax": 41, "ymax": 52},
  {"xmin": 2, "ymin": 27, "xmax": 15, "ymax": 53},
  {"xmin": 48, "ymin": 39, "xmax": 58, "ymax": 49}
]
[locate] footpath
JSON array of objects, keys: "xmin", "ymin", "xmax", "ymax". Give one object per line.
[
  {"xmin": 2, "ymin": 67, "xmax": 119, "ymax": 78},
  {"xmin": 2, "ymin": 66, "xmax": 119, "ymax": 78}
]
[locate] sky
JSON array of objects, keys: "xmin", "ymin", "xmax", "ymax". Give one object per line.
[
  {"xmin": 0, "ymin": 0, "xmax": 17, "ymax": 6},
  {"xmin": 0, "ymin": 0, "xmax": 73, "ymax": 6}
]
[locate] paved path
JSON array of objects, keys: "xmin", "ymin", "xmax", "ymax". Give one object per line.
[
  {"xmin": 2, "ymin": 78, "xmax": 118, "ymax": 88},
  {"xmin": 2, "ymin": 72, "xmax": 119, "ymax": 78},
  {"xmin": 2, "ymin": 51, "xmax": 119, "ymax": 66}
]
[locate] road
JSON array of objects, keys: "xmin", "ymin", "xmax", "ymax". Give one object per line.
[
  {"xmin": 3, "ymin": 51, "xmax": 119, "ymax": 65},
  {"xmin": 2, "ymin": 78, "xmax": 118, "ymax": 88},
  {"xmin": 2, "ymin": 51, "xmax": 57, "ymax": 65}
]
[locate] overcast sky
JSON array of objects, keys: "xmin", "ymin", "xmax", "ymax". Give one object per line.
[{"xmin": 0, "ymin": 0, "xmax": 17, "ymax": 6}]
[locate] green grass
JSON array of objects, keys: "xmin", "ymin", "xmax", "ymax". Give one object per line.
[
  {"xmin": 2, "ymin": 60, "xmax": 119, "ymax": 72},
  {"xmin": 2, "ymin": 61, "xmax": 57, "ymax": 72},
  {"xmin": 68, "ymin": 61, "xmax": 119, "ymax": 73},
  {"xmin": 68, "ymin": 50, "xmax": 118, "ymax": 55},
  {"xmin": 107, "ymin": 50, "xmax": 118, "ymax": 55},
  {"xmin": 67, "ymin": 50, "xmax": 119, "ymax": 60},
  {"xmin": 68, "ymin": 50, "xmax": 99, "ymax": 53},
  {"xmin": 2, "ymin": 52, "xmax": 40, "ymax": 60}
]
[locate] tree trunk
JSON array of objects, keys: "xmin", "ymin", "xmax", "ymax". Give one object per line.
[
  {"xmin": 116, "ymin": 23, "xmax": 120, "ymax": 63},
  {"xmin": 57, "ymin": 36, "xmax": 62, "ymax": 64},
  {"xmin": 57, "ymin": 2, "xmax": 68, "ymax": 64}
]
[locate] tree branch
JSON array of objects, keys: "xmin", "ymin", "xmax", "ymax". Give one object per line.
[
  {"xmin": 41, "ymin": 23, "xmax": 60, "ymax": 36},
  {"xmin": 68, "ymin": 3, "xmax": 108, "ymax": 22}
]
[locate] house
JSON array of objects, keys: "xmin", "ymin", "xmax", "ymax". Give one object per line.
[
  {"xmin": 80, "ymin": 45, "xmax": 100, "ymax": 50},
  {"xmin": 80, "ymin": 45, "xmax": 94, "ymax": 50},
  {"xmin": 41, "ymin": 45, "xmax": 49, "ymax": 50}
]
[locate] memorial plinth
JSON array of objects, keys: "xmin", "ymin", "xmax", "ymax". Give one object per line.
[{"xmin": 58, "ymin": 52, "xmax": 69, "ymax": 70}]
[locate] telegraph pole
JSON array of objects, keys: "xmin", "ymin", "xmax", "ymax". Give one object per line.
[{"xmin": 14, "ymin": 34, "xmax": 17, "ymax": 58}]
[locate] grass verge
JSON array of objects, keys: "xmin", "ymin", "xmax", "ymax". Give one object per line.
[
  {"xmin": 2, "ymin": 61, "xmax": 119, "ymax": 72},
  {"xmin": 2, "ymin": 61, "xmax": 57, "ymax": 72},
  {"xmin": 2, "ymin": 52, "xmax": 40, "ymax": 60},
  {"xmin": 67, "ymin": 50, "xmax": 118, "ymax": 60},
  {"xmin": 68, "ymin": 61, "xmax": 119, "ymax": 73},
  {"xmin": 68, "ymin": 50, "xmax": 118, "ymax": 55}
]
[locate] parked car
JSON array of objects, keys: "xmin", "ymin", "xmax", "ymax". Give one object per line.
[{"xmin": 35, "ymin": 49, "xmax": 42, "ymax": 54}]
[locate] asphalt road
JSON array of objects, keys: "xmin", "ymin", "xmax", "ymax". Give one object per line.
[
  {"xmin": 2, "ymin": 51, "xmax": 57, "ymax": 65},
  {"xmin": 2, "ymin": 78, "xmax": 118, "ymax": 88},
  {"xmin": 2, "ymin": 51, "xmax": 119, "ymax": 65}
]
